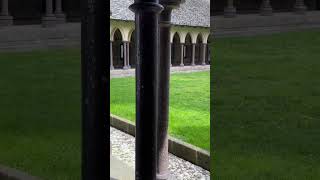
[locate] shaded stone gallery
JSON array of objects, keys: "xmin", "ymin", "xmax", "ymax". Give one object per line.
[
  {"xmin": 211, "ymin": 0, "xmax": 320, "ymax": 37},
  {"xmin": 211, "ymin": 0, "xmax": 320, "ymax": 16},
  {"xmin": 110, "ymin": 0, "xmax": 210, "ymax": 70}
]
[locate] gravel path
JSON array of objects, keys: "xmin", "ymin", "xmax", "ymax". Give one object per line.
[
  {"xmin": 111, "ymin": 127, "xmax": 210, "ymax": 180},
  {"xmin": 111, "ymin": 65, "xmax": 210, "ymax": 79}
]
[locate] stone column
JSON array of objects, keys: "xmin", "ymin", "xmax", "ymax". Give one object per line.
[
  {"xmin": 224, "ymin": 0, "xmax": 236, "ymax": 18},
  {"xmin": 0, "ymin": 0, "xmax": 13, "ymax": 26},
  {"xmin": 123, "ymin": 42, "xmax": 129, "ymax": 69},
  {"xmin": 191, "ymin": 43, "xmax": 195, "ymax": 66},
  {"xmin": 202, "ymin": 43, "xmax": 207, "ymax": 65},
  {"xmin": 81, "ymin": 0, "xmax": 109, "ymax": 178},
  {"xmin": 294, "ymin": 0, "xmax": 307, "ymax": 14},
  {"xmin": 55, "ymin": 0, "xmax": 66, "ymax": 23},
  {"xmin": 129, "ymin": 1, "xmax": 164, "ymax": 179},
  {"xmin": 157, "ymin": 2, "xmax": 182, "ymax": 178},
  {"xmin": 127, "ymin": 42, "xmax": 131, "ymax": 69},
  {"xmin": 207, "ymin": 45, "xmax": 210, "ymax": 63},
  {"xmin": 110, "ymin": 41, "xmax": 114, "ymax": 70},
  {"xmin": 169, "ymin": 43, "xmax": 172, "ymax": 67},
  {"xmin": 260, "ymin": 0, "xmax": 273, "ymax": 16},
  {"xmin": 180, "ymin": 43, "xmax": 184, "ymax": 66},
  {"xmin": 42, "ymin": 0, "xmax": 57, "ymax": 27}
]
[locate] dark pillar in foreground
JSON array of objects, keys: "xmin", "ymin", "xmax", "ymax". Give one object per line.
[
  {"xmin": 81, "ymin": 0, "xmax": 109, "ymax": 179},
  {"xmin": 129, "ymin": 1, "xmax": 163, "ymax": 179},
  {"xmin": 157, "ymin": 1, "xmax": 182, "ymax": 179}
]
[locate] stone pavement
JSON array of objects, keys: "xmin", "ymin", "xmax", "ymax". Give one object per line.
[
  {"xmin": 111, "ymin": 127, "xmax": 210, "ymax": 180},
  {"xmin": 110, "ymin": 156, "xmax": 135, "ymax": 180},
  {"xmin": 111, "ymin": 65, "xmax": 210, "ymax": 79}
]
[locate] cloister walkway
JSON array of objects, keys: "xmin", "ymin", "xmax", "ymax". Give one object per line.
[
  {"xmin": 111, "ymin": 65, "xmax": 210, "ymax": 79},
  {"xmin": 212, "ymin": 11, "xmax": 320, "ymax": 38},
  {"xmin": 1, "ymin": 10, "xmax": 320, "ymax": 51}
]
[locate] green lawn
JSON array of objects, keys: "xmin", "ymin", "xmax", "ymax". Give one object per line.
[
  {"xmin": 111, "ymin": 71, "xmax": 210, "ymax": 150},
  {"xmin": 211, "ymin": 30, "xmax": 320, "ymax": 179},
  {"xmin": 0, "ymin": 49, "xmax": 210, "ymax": 179},
  {"xmin": 0, "ymin": 49, "xmax": 81, "ymax": 179}
]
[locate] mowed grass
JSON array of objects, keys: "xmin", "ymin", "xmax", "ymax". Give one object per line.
[
  {"xmin": 0, "ymin": 48, "xmax": 210, "ymax": 179},
  {"xmin": 0, "ymin": 49, "xmax": 81, "ymax": 179},
  {"xmin": 211, "ymin": 30, "xmax": 320, "ymax": 179},
  {"xmin": 111, "ymin": 71, "xmax": 210, "ymax": 150}
]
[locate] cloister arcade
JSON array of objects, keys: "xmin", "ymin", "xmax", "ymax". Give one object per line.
[
  {"xmin": 212, "ymin": 0, "xmax": 320, "ymax": 17},
  {"xmin": 110, "ymin": 20, "xmax": 210, "ymax": 70}
]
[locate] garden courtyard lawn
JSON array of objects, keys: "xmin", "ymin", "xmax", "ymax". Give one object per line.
[
  {"xmin": 0, "ymin": 49, "xmax": 209, "ymax": 179},
  {"xmin": 211, "ymin": 30, "xmax": 320, "ymax": 179},
  {"xmin": 111, "ymin": 71, "xmax": 210, "ymax": 150},
  {"xmin": 0, "ymin": 49, "xmax": 81, "ymax": 179}
]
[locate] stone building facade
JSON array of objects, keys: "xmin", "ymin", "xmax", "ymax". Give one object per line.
[
  {"xmin": 0, "ymin": 0, "xmax": 80, "ymax": 26},
  {"xmin": 110, "ymin": 0, "xmax": 210, "ymax": 69},
  {"xmin": 0, "ymin": 0, "xmax": 210, "ymax": 69}
]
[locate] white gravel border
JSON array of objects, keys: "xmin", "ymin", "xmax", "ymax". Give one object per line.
[{"xmin": 111, "ymin": 127, "xmax": 210, "ymax": 180}]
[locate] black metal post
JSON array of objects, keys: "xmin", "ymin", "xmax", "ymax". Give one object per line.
[
  {"xmin": 81, "ymin": 0, "xmax": 109, "ymax": 179},
  {"xmin": 157, "ymin": 1, "xmax": 182, "ymax": 179},
  {"xmin": 129, "ymin": 1, "xmax": 163, "ymax": 180}
]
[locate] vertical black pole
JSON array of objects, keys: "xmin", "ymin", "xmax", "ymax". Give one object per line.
[
  {"xmin": 157, "ymin": 1, "xmax": 182, "ymax": 179},
  {"xmin": 129, "ymin": 1, "xmax": 163, "ymax": 180},
  {"xmin": 81, "ymin": 0, "xmax": 109, "ymax": 179}
]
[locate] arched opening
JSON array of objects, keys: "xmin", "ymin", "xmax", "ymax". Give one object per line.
[
  {"xmin": 275, "ymin": 0, "xmax": 298, "ymax": 12},
  {"xmin": 171, "ymin": 32, "xmax": 181, "ymax": 66},
  {"xmin": 64, "ymin": 0, "xmax": 81, "ymax": 21},
  {"xmin": 235, "ymin": 0, "xmax": 260, "ymax": 14},
  {"xmin": 113, "ymin": 29, "xmax": 124, "ymax": 69},
  {"xmin": 195, "ymin": 34, "xmax": 203, "ymax": 65},
  {"xmin": 10, "ymin": 0, "xmax": 42, "ymax": 25},
  {"xmin": 129, "ymin": 30, "xmax": 136, "ymax": 68},
  {"xmin": 211, "ymin": 0, "xmax": 225, "ymax": 15},
  {"xmin": 206, "ymin": 34, "xmax": 212, "ymax": 65},
  {"xmin": 184, "ymin": 33, "xmax": 193, "ymax": 66}
]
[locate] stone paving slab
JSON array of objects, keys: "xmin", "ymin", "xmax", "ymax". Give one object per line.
[
  {"xmin": 110, "ymin": 156, "xmax": 135, "ymax": 180},
  {"xmin": 111, "ymin": 65, "xmax": 210, "ymax": 79},
  {"xmin": 111, "ymin": 127, "xmax": 210, "ymax": 180}
]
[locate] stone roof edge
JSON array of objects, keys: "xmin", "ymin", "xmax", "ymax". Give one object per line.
[{"xmin": 110, "ymin": 18, "xmax": 210, "ymax": 29}]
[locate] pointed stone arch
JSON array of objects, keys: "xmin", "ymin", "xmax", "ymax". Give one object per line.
[
  {"xmin": 129, "ymin": 29, "xmax": 136, "ymax": 68},
  {"xmin": 113, "ymin": 28, "xmax": 125, "ymax": 69},
  {"xmin": 195, "ymin": 33, "xmax": 203, "ymax": 65},
  {"xmin": 184, "ymin": 33, "xmax": 193, "ymax": 65},
  {"xmin": 171, "ymin": 32, "xmax": 182, "ymax": 66}
]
